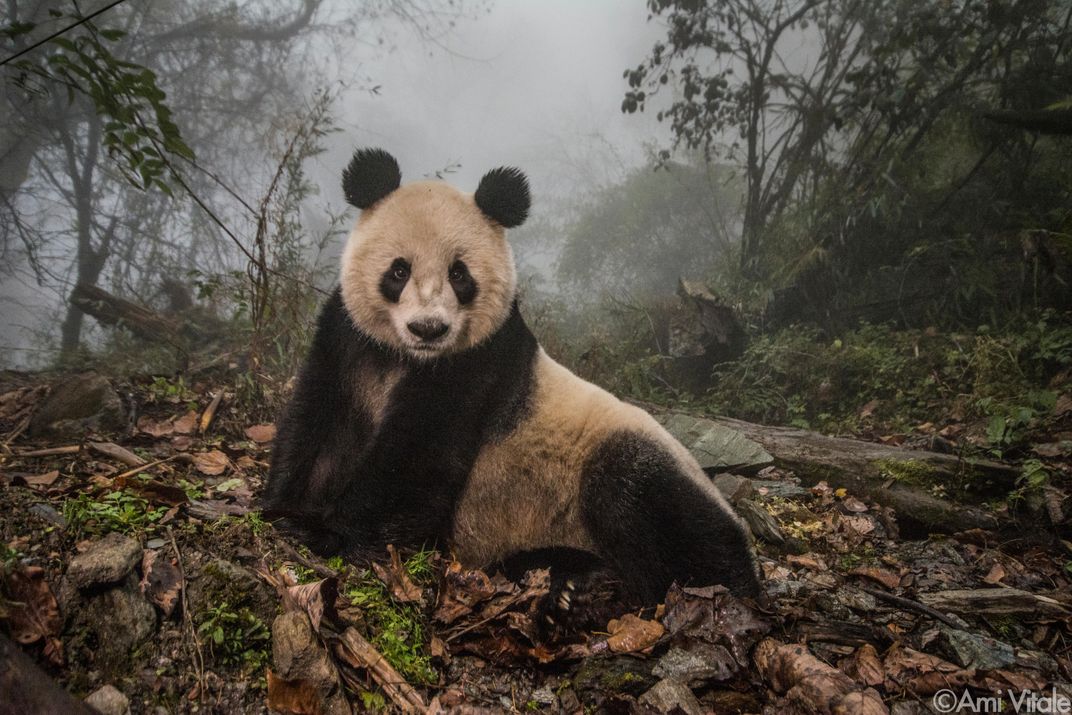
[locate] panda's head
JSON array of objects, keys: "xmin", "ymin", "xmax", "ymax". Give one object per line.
[{"xmin": 338, "ymin": 148, "xmax": 530, "ymax": 360}]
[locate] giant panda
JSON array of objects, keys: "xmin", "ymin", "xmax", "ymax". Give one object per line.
[{"xmin": 264, "ymin": 148, "xmax": 760, "ymax": 619}]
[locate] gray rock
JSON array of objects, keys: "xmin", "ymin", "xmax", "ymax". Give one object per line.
[
  {"xmin": 29, "ymin": 503, "xmax": 66, "ymax": 527},
  {"xmin": 835, "ymin": 587, "xmax": 879, "ymax": 612},
  {"xmin": 751, "ymin": 479, "xmax": 811, "ymax": 500},
  {"xmin": 68, "ymin": 533, "xmax": 141, "ymax": 588},
  {"xmin": 712, "ymin": 473, "xmax": 754, "ymax": 504},
  {"xmin": 638, "ymin": 678, "xmax": 703, "ymax": 715},
  {"xmin": 92, "ymin": 576, "xmax": 156, "ymax": 663},
  {"xmin": 84, "ymin": 684, "xmax": 130, "ymax": 715},
  {"xmin": 272, "ymin": 612, "xmax": 351, "ymax": 715},
  {"xmin": 29, "ymin": 372, "xmax": 126, "ymax": 438},
  {"xmin": 653, "ymin": 645, "xmax": 735, "ymax": 685},
  {"xmin": 654, "ymin": 413, "xmax": 773, "ymax": 471},
  {"xmin": 940, "ymin": 627, "xmax": 1016, "ymax": 670},
  {"xmin": 186, "ymin": 558, "xmax": 274, "ymax": 617}
]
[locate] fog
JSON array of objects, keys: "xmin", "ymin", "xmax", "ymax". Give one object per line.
[{"xmin": 0, "ymin": 0, "xmax": 672, "ymax": 367}]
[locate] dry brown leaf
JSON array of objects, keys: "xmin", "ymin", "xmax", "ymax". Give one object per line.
[
  {"xmin": 172, "ymin": 410, "xmax": 198, "ymax": 435},
  {"xmin": 266, "ymin": 670, "xmax": 322, "ymax": 715},
  {"xmin": 882, "ymin": 645, "xmax": 971, "ymax": 695},
  {"xmin": 5, "ymin": 565, "xmax": 64, "ymax": 666},
  {"xmin": 983, "ymin": 563, "xmax": 1007, "ymax": 585},
  {"xmin": 842, "ymin": 496, "xmax": 868, "ymax": 513},
  {"xmin": 606, "ymin": 613, "xmax": 664, "ymax": 654},
  {"xmin": 245, "ymin": 423, "xmax": 277, "ymax": 443},
  {"xmin": 171, "ymin": 435, "xmax": 194, "ymax": 451},
  {"xmin": 139, "ymin": 550, "xmax": 183, "ymax": 617},
  {"xmin": 283, "ymin": 578, "xmax": 339, "ymax": 632},
  {"xmin": 849, "ymin": 566, "xmax": 901, "ymax": 590},
  {"xmin": 192, "ymin": 450, "xmax": 229, "ymax": 476},
  {"xmin": 371, "ymin": 545, "xmax": 423, "ymax": 604},
  {"xmin": 10, "ymin": 470, "xmax": 60, "ymax": 490},
  {"xmin": 787, "ymin": 554, "xmax": 827, "ymax": 571},
  {"xmin": 755, "ymin": 639, "xmax": 887, "ymax": 715},
  {"xmin": 137, "ymin": 415, "xmax": 175, "ymax": 437},
  {"xmin": 840, "ymin": 644, "xmax": 885, "ymax": 687}
]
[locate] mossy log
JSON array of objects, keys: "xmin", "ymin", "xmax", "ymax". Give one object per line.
[{"xmin": 650, "ymin": 409, "xmax": 1022, "ymax": 536}]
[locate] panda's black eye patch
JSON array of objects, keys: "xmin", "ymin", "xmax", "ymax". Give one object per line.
[
  {"xmin": 448, "ymin": 259, "xmax": 478, "ymax": 305},
  {"xmin": 380, "ymin": 258, "xmax": 410, "ymax": 303}
]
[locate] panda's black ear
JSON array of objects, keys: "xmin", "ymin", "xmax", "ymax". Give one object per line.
[
  {"xmin": 475, "ymin": 167, "xmax": 530, "ymax": 228},
  {"xmin": 342, "ymin": 148, "xmax": 402, "ymax": 209}
]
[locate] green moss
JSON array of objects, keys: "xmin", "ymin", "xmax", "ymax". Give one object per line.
[
  {"xmin": 343, "ymin": 551, "xmax": 438, "ymax": 685},
  {"xmin": 873, "ymin": 459, "xmax": 942, "ymax": 487}
]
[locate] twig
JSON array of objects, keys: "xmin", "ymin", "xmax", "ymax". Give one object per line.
[
  {"xmin": 858, "ymin": 586, "xmax": 962, "ymax": 629},
  {"xmin": 168, "ymin": 527, "xmax": 205, "ymax": 703},
  {"xmin": 88, "ymin": 441, "xmax": 145, "ymax": 467},
  {"xmin": 14, "ymin": 445, "xmax": 82, "ymax": 457},
  {"xmin": 199, "ymin": 392, "xmax": 224, "ymax": 434},
  {"xmin": 275, "ymin": 541, "xmax": 337, "ymax": 580},
  {"xmin": 111, "ymin": 456, "xmax": 177, "ymax": 483},
  {"xmin": 1, "ymin": 413, "xmax": 33, "ymax": 450},
  {"xmin": 334, "ymin": 627, "xmax": 426, "ymax": 714}
]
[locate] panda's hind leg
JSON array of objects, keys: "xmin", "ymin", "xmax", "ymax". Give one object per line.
[{"xmin": 580, "ymin": 431, "xmax": 760, "ymax": 605}]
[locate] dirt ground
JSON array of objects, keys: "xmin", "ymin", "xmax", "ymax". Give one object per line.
[{"xmin": 1, "ymin": 369, "xmax": 1070, "ymax": 714}]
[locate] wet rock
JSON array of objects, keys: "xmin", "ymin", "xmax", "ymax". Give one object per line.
[
  {"xmin": 574, "ymin": 654, "xmax": 656, "ymax": 699},
  {"xmin": 712, "ymin": 473, "xmax": 754, "ymax": 504},
  {"xmin": 90, "ymin": 576, "xmax": 156, "ymax": 666},
  {"xmin": 29, "ymin": 503, "xmax": 66, "ymax": 527},
  {"xmin": 272, "ymin": 612, "xmax": 350, "ymax": 715},
  {"xmin": 752, "ymin": 479, "xmax": 811, "ymax": 500},
  {"xmin": 68, "ymin": 533, "xmax": 141, "ymax": 588},
  {"xmin": 638, "ymin": 678, "xmax": 703, "ymax": 715},
  {"xmin": 28, "ymin": 372, "xmax": 126, "ymax": 438},
  {"xmin": 939, "ymin": 627, "xmax": 1016, "ymax": 670},
  {"xmin": 84, "ymin": 684, "xmax": 130, "ymax": 715},
  {"xmin": 653, "ymin": 645, "xmax": 734, "ymax": 686},
  {"xmin": 186, "ymin": 558, "xmax": 274, "ymax": 617}
]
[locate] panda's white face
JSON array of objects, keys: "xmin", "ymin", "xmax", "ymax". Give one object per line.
[{"xmin": 340, "ymin": 181, "xmax": 518, "ymax": 360}]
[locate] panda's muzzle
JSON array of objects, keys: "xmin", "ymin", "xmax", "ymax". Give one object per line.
[{"xmin": 407, "ymin": 318, "xmax": 450, "ymax": 342}]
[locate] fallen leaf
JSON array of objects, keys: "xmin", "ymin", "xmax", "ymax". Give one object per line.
[
  {"xmin": 9, "ymin": 470, "xmax": 60, "ymax": 490},
  {"xmin": 983, "ymin": 563, "xmax": 1006, "ymax": 585},
  {"xmin": 138, "ymin": 415, "xmax": 175, "ymax": 437},
  {"xmin": 171, "ymin": 435, "xmax": 194, "ymax": 451},
  {"xmin": 849, "ymin": 566, "xmax": 901, "ymax": 590},
  {"xmin": 173, "ymin": 410, "xmax": 198, "ymax": 434},
  {"xmin": 5, "ymin": 565, "xmax": 64, "ymax": 665},
  {"xmin": 193, "ymin": 450, "xmax": 229, "ymax": 476},
  {"xmin": 140, "ymin": 550, "xmax": 183, "ymax": 617},
  {"xmin": 266, "ymin": 670, "xmax": 321, "ymax": 715},
  {"xmin": 371, "ymin": 545, "xmax": 423, "ymax": 604},
  {"xmin": 283, "ymin": 578, "xmax": 339, "ymax": 632},
  {"xmin": 840, "ymin": 644, "xmax": 885, "ymax": 687},
  {"xmin": 133, "ymin": 480, "xmax": 188, "ymax": 507},
  {"xmin": 245, "ymin": 424, "xmax": 277, "ymax": 443},
  {"xmin": 606, "ymin": 613, "xmax": 664, "ymax": 654},
  {"xmin": 859, "ymin": 399, "xmax": 880, "ymax": 418},
  {"xmin": 787, "ymin": 554, "xmax": 827, "ymax": 571},
  {"xmin": 841, "ymin": 496, "xmax": 868, "ymax": 513}
]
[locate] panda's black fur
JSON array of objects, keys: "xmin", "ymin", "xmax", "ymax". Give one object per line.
[{"xmin": 265, "ymin": 148, "xmax": 760, "ymax": 621}]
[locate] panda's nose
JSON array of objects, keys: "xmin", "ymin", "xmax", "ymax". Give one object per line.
[{"xmin": 407, "ymin": 319, "xmax": 449, "ymax": 341}]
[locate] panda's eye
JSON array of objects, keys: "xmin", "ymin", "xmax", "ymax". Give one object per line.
[
  {"xmin": 392, "ymin": 265, "xmax": 409, "ymax": 281},
  {"xmin": 448, "ymin": 263, "xmax": 466, "ymax": 282}
]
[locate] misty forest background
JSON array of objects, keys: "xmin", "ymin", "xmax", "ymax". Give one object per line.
[{"xmin": 3, "ymin": 0, "xmax": 1072, "ymax": 476}]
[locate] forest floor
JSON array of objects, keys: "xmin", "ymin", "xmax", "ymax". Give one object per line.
[{"xmin": 0, "ymin": 367, "xmax": 1070, "ymax": 714}]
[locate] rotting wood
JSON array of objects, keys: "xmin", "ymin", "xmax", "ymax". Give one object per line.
[{"xmin": 919, "ymin": 588, "xmax": 1070, "ymax": 619}]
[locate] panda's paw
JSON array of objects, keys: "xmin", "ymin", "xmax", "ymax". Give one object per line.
[{"xmin": 536, "ymin": 576, "xmax": 612, "ymax": 641}]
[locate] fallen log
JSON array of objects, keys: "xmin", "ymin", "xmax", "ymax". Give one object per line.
[
  {"xmin": 70, "ymin": 283, "xmax": 181, "ymax": 344},
  {"xmin": 648, "ymin": 409, "xmax": 1022, "ymax": 535}
]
